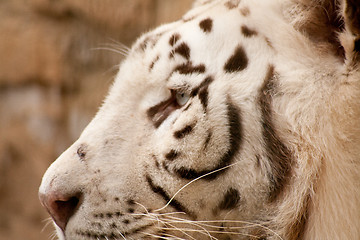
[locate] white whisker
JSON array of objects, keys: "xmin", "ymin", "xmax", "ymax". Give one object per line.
[
  {"xmin": 155, "ymin": 161, "xmax": 241, "ymax": 212},
  {"xmin": 157, "ymin": 222, "xmax": 198, "ymax": 240},
  {"xmin": 116, "ymin": 229, "xmax": 127, "ymax": 240},
  {"xmin": 41, "ymin": 217, "xmax": 54, "ymax": 233},
  {"xmin": 92, "ymin": 47, "xmax": 129, "ymax": 57},
  {"xmin": 157, "ymin": 227, "xmax": 263, "ymax": 239},
  {"xmin": 157, "ymin": 215, "xmax": 283, "ymax": 240}
]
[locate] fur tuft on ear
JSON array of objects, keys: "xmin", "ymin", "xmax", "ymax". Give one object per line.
[
  {"xmin": 342, "ymin": 0, "xmax": 360, "ymax": 64},
  {"xmin": 285, "ymin": 0, "xmax": 345, "ymax": 59},
  {"xmin": 286, "ymin": 0, "xmax": 359, "ymax": 64}
]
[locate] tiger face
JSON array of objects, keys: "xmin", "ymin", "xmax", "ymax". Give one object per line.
[{"xmin": 39, "ymin": 0, "xmax": 360, "ymax": 239}]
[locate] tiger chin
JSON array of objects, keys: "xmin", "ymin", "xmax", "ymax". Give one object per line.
[{"xmin": 39, "ymin": 0, "xmax": 360, "ymax": 239}]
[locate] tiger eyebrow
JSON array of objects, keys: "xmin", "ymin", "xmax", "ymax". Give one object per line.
[{"xmin": 170, "ymin": 82, "xmax": 192, "ymax": 93}]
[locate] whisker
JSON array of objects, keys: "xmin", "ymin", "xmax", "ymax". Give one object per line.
[
  {"xmin": 107, "ymin": 38, "xmax": 131, "ymax": 52},
  {"xmin": 117, "ymin": 230, "xmax": 127, "ymax": 240},
  {"xmin": 157, "ymin": 227, "xmax": 262, "ymax": 239},
  {"xmin": 155, "ymin": 161, "xmax": 241, "ymax": 212},
  {"xmin": 50, "ymin": 231, "xmax": 58, "ymax": 240},
  {"xmin": 132, "ymin": 211, "xmax": 186, "ymax": 218},
  {"xmin": 41, "ymin": 217, "xmax": 54, "ymax": 233},
  {"xmin": 92, "ymin": 47, "xmax": 129, "ymax": 57},
  {"xmin": 157, "ymin": 221, "xmax": 197, "ymax": 240},
  {"xmin": 160, "ymin": 216, "xmax": 283, "ymax": 240},
  {"xmin": 161, "ymin": 218, "xmax": 219, "ymax": 240}
]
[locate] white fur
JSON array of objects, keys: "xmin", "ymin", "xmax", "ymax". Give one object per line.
[{"xmin": 39, "ymin": 0, "xmax": 360, "ymax": 239}]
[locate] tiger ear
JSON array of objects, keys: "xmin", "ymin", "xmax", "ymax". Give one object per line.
[
  {"xmin": 340, "ymin": 0, "xmax": 360, "ymax": 66},
  {"xmin": 287, "ymin": 0, "xmax": 359, "ymax": 64}
]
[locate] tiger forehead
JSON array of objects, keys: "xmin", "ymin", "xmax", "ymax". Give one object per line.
[{"xmin": 135, "ymin": 0, "xmax": 254, "ymax": 56}]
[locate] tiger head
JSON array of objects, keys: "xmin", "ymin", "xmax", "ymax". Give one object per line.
[{"xmin": 39, "ymin": 0, "xmax": 360, "ymax": 239}]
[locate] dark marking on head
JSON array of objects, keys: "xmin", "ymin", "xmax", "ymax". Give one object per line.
[
  {"xmin": 173, "ymin": 100, "xmax": 242, "ymax": 180},
  {"xmin": 241, "ymin": 25, "xmax": 258, "ymax": 37},
  {"xmin": 174, "ymin": 124, "xmax": 195, "ymax": 139},
  {"xmin": 240, "ymin": 7, "xmax": 250, "ymax": 16},
  {"xmin": 199, "ymin": 87, "xmax": 209, "ymax": 110},
  {"xmin": 199, "ymin": 18, "xmax": 213, "ymax": 33},
  {"xmin": 174, "ymin": 62, "xmax": 206, "ymax": 75},
  {"xmin": 204, "ymin": 131, "xmax": 212, "ymax": 150},
  {"xmin": 127, "ymin": 208, "xmax": 134, "ymax": 213},
  {"xmin": 149, "ymin": 55, "xmax": 160, "ymax": 71},
  {"xmin": 191, "ymin": 76, "xmax": 213, "ymax": 111},
  {"xmin": 145, "ymin": 174, "xmax": 196, "ymax": 219},
  {"xmin": 218, "ymin": 188, "xmax": 241, "ymax": 210},
  {"xmin": 170, "ymin": 42, "xmax": 191, "ymax": 60},
  {"xmin": 169, "ymin": 33, "xmax": 181, "ymax": 46},
  {"xmin": 224, "ymin": 45, "xmax": 248, "ymax": 73},
  {"xmin": 165, "ymin": 150, "xmax": 179, "ymax": 161},
  {"xmin": 123, "ymin": 219, "xmax": 130, "ymax": 224},
  {"xmin": 137, "ymin": 36, "xmax": 150, "ymax": 52},
  {"xmin": 225, "ymin": 0, "xmax": 240, "ymax": 9},
  {"xmin": 77, "ymin": 144, "xmax": 87, "ymax": 161},
  {"xmin": 258, "ymin": 65, "xmax": 293, "ymax": 202},
  {"xmin": 191, "ymin": 76, "xmax": 213, "ymax": 97}
]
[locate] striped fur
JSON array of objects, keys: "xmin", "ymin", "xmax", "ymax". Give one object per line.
[{"xmin": 39, "ymin": 0, "xmax": 360, "ymax": 239}]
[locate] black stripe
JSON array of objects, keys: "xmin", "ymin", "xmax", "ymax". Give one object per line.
[
  {"xmin": 169, "ymin": 33, "xmax": 181, "ymax": 46},
  {"xmin": 218, "ymin": 188, "xmax": 241, "ymax": 210},
  {"xmin": 241, "ymin": 25, "xmax": 258, "ymax": 37},
  {"xmin": 174, "ymin": 62, "xmax": 206, "ymax": 75},
  {"xmin": 190, "ymin": 76, "xmax": 213, "ymax": 97},
  {"xmin": 173, "ymin": 100, "xmax": 242, "ymax": 180},
  {"xmin": 258, "ymin": 65, "xmax": 292, "ymax": 202},
  {"xmin": 224, "ymin": 45, "xmax": 248, "ymax": 73},
  {"xmin": 204, "ymin": 131, "xmax": 212, "ymax": 150},
  {"xmin": 165, "ymin": 150, "xmax": 179, "ymax": 161},
  {"xmin": 145, "ymin": 175, "xmax": 196, "ymax": 218},
  {"xmin": 199, "ymin": 18, "xmax": 213, "ymax": 33},
  {"xmin": 174, "ymin": 124, "xmax": 194, "ymax": 139},
  {"xmin": 173, "ymin": 42, "xmax": 190, "ymax": 60},
  {"xmin": 191, "ymin": 76, "xmax": 214, "ymax": 111},
  {"xmin": 149, "ymin": 55, "xmax": 160, "ymax": 71},
  {"xmin": 199, "ymin": 87, "xmax": 209, "ymax": 110}
]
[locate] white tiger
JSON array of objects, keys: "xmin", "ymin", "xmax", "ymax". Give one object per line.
[{"xmin": 39, "ymin": 0, "xmax": 360, "ymax": 239}]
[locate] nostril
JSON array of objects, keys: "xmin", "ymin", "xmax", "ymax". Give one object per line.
[{"xmin": 39, "ymin": 192, "xmax": 82, "ymax": 231}]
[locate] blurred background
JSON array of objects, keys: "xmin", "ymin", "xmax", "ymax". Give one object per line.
[{"xmin": 0, "ymin": 0, "xmax": 193, "ymax": 239}]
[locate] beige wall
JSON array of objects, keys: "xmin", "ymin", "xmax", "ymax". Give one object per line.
[{"xmin": 0, "ymin": 1, "xmax": 193, "ymax": 239}]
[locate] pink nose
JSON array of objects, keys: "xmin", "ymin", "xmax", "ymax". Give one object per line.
[{"xmin": 39, "ymin": 191, "xmax": 81, "ymax": 231}]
